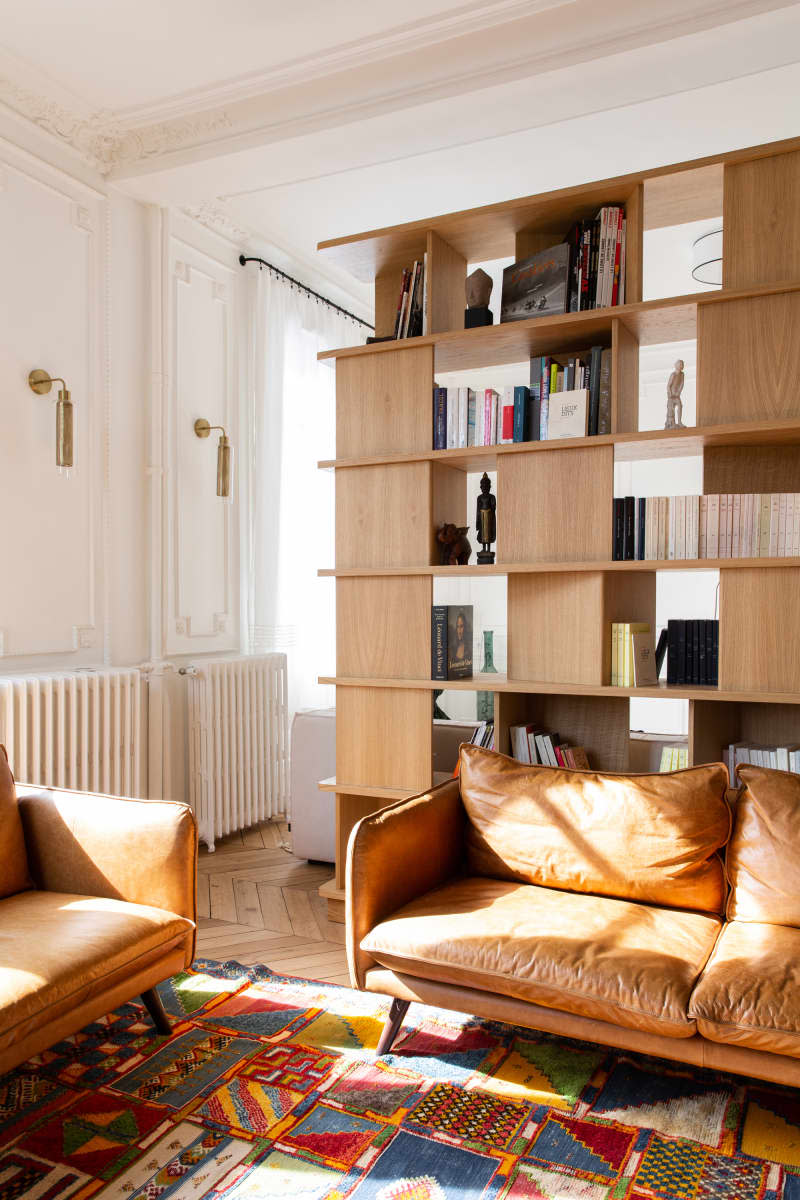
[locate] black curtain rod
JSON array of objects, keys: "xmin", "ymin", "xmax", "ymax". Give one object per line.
[{"xmin": 238, "ymin": 254, "xmax": 374, "ymax": 331}]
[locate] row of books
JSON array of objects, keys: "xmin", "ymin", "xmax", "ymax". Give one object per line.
[
  {"xmin": 566, "ymin": 206, "xmax": 627, "ymax": 312},
  {"xmin": 611, "ymin": 619, "xmax": 719, "ymax": 686},
  {"xmin": 530, "ymin": 349, "xmax": 611, "ymax": 439},
  {"xmin": 613, "ymin": 493, "xmax": 800, "ymax": 562},
  {"xmin": 726, "ymin": 742, "xmax": 800, "ymax": 776},
  {"xmin": 392, "ymin": 257, "xmax": 427, "ymax": 339},
  {"xmin": 666, "ymin": 619, "xmax": 719, "ymax": 687},
  {"xmin": 469, "ymin": 721, "xmax": 495, "ymax": 751},
  {"xmin": 610, "ymin": 623, "xmax": 662, "ymax": 687},
  {"xmin": 431, "ymin": 346, "xmax": 611, "ymax": 449},
  {"xmin": 499, "ymin": 208, "xmax": 626, "ymax": 324},
  {"xmin": 659, "ymin": 746, "xmax": 689, "ymax": 771},
  {"xmin": 509, "ymin": 723, "xmax": 590, "ymax": 769}
]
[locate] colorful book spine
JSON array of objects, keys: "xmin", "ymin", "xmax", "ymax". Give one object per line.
[
  {"xmin": 500, "ymin": 388, "xmax": 515, "ymax": 444},
  {"xmin": 513, "ymin": 386, "xmax": 529, "ymax": 442},
  {"xmin": 431, "ymin": 606, "xmax": 447, "ymax": 680},
  {"xmin": 433, "ymin": 387, "xmax": 447, "ymax": 450},
  {"xmin": 446, "ymin": 386, "xmax": 457, "ymax": 449},
  {"xmin": 540, "ymin": 357, "xmax": 551, "ymax": 440}
]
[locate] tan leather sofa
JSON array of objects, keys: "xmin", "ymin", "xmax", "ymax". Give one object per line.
[
  {"xmin": 348, "ymin": 744, "xmax": 800, "ymax": 1086},
  {"xmin": 0, "ymin": 746, "xmax": 196, "ymax": 1076}
]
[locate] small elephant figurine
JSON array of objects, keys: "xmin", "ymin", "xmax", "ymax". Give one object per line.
[{"xmin": 437, "ymin": 523, "xmax": 472, "ymax": 566}]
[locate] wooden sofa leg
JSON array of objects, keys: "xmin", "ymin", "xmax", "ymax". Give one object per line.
[
  {"xmin": 141, "ymin": 988, "xmax": 172, "ymax": 1035},
  {"xmin": 376, "ymin": 998, "xmax": 410, "ymax": 1055}
]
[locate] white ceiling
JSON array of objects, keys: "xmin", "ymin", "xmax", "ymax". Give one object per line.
[{"xmin": 0, "ymin": 0, "xmax": 798, "ymax": 313}]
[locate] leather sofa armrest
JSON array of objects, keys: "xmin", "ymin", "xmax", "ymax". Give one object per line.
[
  {"xmin": 17, "ymin": 786, "xmax": 197, "ymax": 933},
  {"xmin": 346, "ymin": 777, "xmax": 465, "ymax": 989}
]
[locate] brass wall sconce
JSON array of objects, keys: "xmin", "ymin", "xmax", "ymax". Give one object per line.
[
  {"xmin": 28, "ymin": 369, "xmax": 74, "ymax": 472},
  {"xmin": 194, "ymin": 418, "xmax": 233, "ymax": 498}
]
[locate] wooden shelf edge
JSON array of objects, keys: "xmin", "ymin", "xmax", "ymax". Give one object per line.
[
  {"xmin": 319, "ymin": 557, "xmax": 800, "ymax": 578},
  {"xmin": 317, "ymin": 281, "xmax": 800, "ymax": 363},
  {"xmin": 320, "ymin": 675, "xmax": 800, "ymax": 705},
  {"xmin": 318, "ymin": 417, "xmax": 800, "ymax": 472},
  {"xmin": 318, "ymin": 777, "xmax": 417, "ymax": 800}
]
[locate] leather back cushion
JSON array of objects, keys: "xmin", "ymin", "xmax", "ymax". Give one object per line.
[
  {"xmin": 0, "ymin": 745, "xmax": 33, "ymax": 899},
  {"xmin": 459, "ymin": 745, "xmax": 731, "ymax": 913},
  {"xmin": 727, "ymin": 765, "xmax": 800, "ymax": 925}
]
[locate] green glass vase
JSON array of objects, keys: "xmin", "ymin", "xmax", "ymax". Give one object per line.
[{"xmin": 477, "ymin": 630, "xmax": 497, "ymax": 722}]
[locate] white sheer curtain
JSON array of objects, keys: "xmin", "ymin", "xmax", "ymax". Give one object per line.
[{"xmin": 244, "ymin": 266, "xmax": 363, "ymax": 718}]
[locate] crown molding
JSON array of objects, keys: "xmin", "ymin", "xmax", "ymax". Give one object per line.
[
  {"xmin": 0, "ymin": 77, "xmax": 120, "ymax": 172},
  {"xmin": 180, "ymin": 200, "xmax": 254, "ymax": 247},
  {"xmin": 0, "ymin": 76, "xmax": 235, "ymax": 174},
  {"xmin": 110, "ymin": 0, "xmax": 575, "ymax": 125},
  {"xmin": 1, "ymin": 0, "xmax": 795, "ymax": 179}
]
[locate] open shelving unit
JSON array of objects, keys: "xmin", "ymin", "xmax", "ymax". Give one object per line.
[{"xmin": 316, "ymin": 134, "xmax": 800, "ymax": 920}]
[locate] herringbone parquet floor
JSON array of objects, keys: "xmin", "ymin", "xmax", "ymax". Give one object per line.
[{"xmin": 196, "ymin": 820, "xmax": 349, "ymax": 985}]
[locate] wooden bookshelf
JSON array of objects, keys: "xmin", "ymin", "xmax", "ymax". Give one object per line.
[{"xmin": 316, "ymin": 136, "xmax": 800, "ymax": 918}]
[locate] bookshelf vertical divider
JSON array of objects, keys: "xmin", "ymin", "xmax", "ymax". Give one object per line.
[{"xmin": 318, "ymin": 137, "xmax": 800, "ymax": 921}]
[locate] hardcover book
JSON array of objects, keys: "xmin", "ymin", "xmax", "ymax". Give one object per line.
[
  {"xmin": 500, "ymin": 243, "xmax": 570, "ymax": 323},
  {"xmin": 431, "ymin": 605, "xmax": 473, "ymax": 680},
  {"xmin": 632, "ymin": 631, "xmax": 658, "ymax": 686},
  {"xmin": 546, "ymin": 388, "xmax": 588, "ymax": 441}
]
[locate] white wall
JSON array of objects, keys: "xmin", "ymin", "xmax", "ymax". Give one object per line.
[
  {"xmin": 0, "ymin": 135, "xmax": 110, "ymax": 668},
  {"xmin": 0, "ymin": 120, "xmax": 249, "ymax": 802}
]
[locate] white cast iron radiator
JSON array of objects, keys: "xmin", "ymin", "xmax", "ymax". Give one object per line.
[
  {"xmin": 0, "ymin": 669, "xmax": 146, "ymax": 796},
  {"xmin": 186, "ymin": 654, "xmax": 289, "ymax": 851}
]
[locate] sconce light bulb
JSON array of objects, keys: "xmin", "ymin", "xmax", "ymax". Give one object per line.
[
  {"xmin": 56, "ymin": 390, "xmax": 74, "ymax": 471},
  {"xmin": 217, "ymin": 435, "xmax": 233, "ymax": 499}
]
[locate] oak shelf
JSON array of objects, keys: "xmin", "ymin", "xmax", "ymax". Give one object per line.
[
  {"xmin": 320, "ymin": 557, "xmax": 800, "ymax": 578},
  {"xmin": 318, "ymin": 774, "xmax": 451, "ymax": 800},
  {"xmin": 318, "ymin": 281, "xmax": 800, "ymax": 372},
  {"xmin": 319, "ymin": 417, "xmax": 800, "ymax": 472},
  {"xmin": 319, "ymin": 675, "xmax": 800, "ymax": 706}
]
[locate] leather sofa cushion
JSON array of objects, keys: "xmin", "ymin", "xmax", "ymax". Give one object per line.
[
  {"xmin": 689, "ymin": 920, "xmax": 800, "ymax": 1058},
  {"xmin": 459, "ymin": 745, "xmax": 730, "ymax": 914},
  {"xmin": 727, "ymin": 766, "xmax": 800, "ymax": 926},
  {"xmin": 0, "ymin": 745, "xmax": 32, "ymax": 900},
  {"xmin": 361, "ymin": 876, "xmax": 721, "ymax": 1038},
  {"xmin": 0, "ymin": 890, "xmax": 194, "ymax": 1046}
]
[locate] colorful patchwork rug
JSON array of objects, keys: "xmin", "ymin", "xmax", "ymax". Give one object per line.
[{"xmin": 2, "ymin": 959, "xmax": 800, "ymax": 1199}]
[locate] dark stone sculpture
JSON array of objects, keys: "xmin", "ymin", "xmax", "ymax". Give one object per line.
[{"xmin": 475, "ymin": 473, "xmax": 496, "ymax": 565}]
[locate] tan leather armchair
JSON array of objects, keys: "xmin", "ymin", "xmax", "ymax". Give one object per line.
[{"xmin": 1, "ymin": 762, "xmax": 197, "ymax": 1076}]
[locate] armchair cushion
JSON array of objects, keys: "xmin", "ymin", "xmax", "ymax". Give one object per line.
[
  {"xmin": 459, "ymin": 745, "xmax": 730, "ymax": 914},
  {"xmin": 0, "ymin": 890, "xmax": 194, "ymax": 1057},
  {"xmin": 727, "ymin": 765, "xmax": 800, "ymax": 926},
  {"xmin": 17, "ymin": 786, "xmax": 197, "ymax": 933},
  {"xmin": 0, "ymin": 745, "xmax": 32, "ymax": 899},
  {"xmin": 361, "ymin": 876, "xmax": 721, "ymax": 1038},
  {"xmin": 689, "ymin": 920, "xmax": 800, "ymax": 1058}
]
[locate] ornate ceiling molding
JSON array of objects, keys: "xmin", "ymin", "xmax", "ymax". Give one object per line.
[
  {"xmin": 180, "ymin": 200, "xmax": 253, "ymax": 246},
  {"xmin": 0, "ymin": 78, "xmax": 121, "ymax": 171},
  {"xmin": 0, "ymin": 76, "xmax": 232, "ymax": 174}
]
